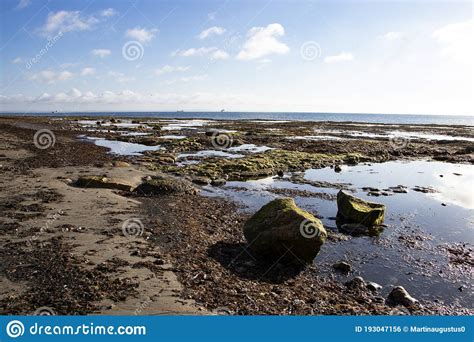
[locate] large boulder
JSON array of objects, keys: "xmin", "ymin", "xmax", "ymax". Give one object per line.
[
  {"xmin": 74, "ymin": 176, "xmax": 134, "ymax": 191},
  {"xmin": 134, "ymin": 175, "xmax": 198, "ymax": 195},
  {"xmin": 336, "ymin": 190, "xmax": 385, "ymax": 226},
  {"xmin": 243, "ymin": 198, "xmax": 327, "ymax": 262}
]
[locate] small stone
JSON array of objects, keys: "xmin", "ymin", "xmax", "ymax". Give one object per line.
[
  {"xmin": 366, "ymin": 282, "xmax": 382, "ymax": 292},
  {"xmin": 332, "ymin": 261, "xmax": 352, "ymax": 273},
  {"xmin": 345, "ymin": 276, "xmax": 365, "ymax": 289},
  {"xmin": 387, "ymin": 286, "xmax": 418, "ymax": 307}
]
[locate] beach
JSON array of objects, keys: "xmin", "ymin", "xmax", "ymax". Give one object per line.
[{"xmin": 0, "ymin": 115, "xmax": 472, "ymax": 315}]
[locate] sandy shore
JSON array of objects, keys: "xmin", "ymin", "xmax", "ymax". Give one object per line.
[{"xmin": 0, "ymin": 116, "xmax": 472, "ymax": 315}]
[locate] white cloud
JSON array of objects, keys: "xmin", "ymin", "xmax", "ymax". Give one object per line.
[
  {"xmin": 100, "ymin": 8, "xmax": 117, "ymax": 17},
  {"xmin": 198, "ymin": 26, "xmax": 226, "ymax": 39},
  {"xmin": 324, "ymin": 52, "xmax": 354, "ymax": 63},
  {"xmin": 92, "ymin": 49, "xmax": 111, "ymax": 58},
  {"xmin": 29, "ymin": 70, "xmax": 74, "ymax": 83},
  {"xmin": 15, "ymin": 0, "xmax": 30, "ymax": 10},
  {"xmin": 433, "ymin": 20, "xmax": 473, "ymax": 64},
  {"xmin": 179, "ymin": 74, "xmax": 208, "ymax": 82},
  {"xmin": 108, "ymin": 71, "xmax": 135, "ymax": 83},
  {"xmin": 80, "ymin": 67, "xmax": 96, "ymax": 76},
  {"xmin": 383, "ymin": 31, "xmax": 403, "ymax": 40},
  {"xmin": 236, "ymin": 23, "xmax": 289, "ymax": 60},
  {"xmin": 39, "ymin": 10, "xmax": 99, "ymax": 36},
  {"xmin": 11, "ymin": 57, "xmax": 22, "ymax": 64},
  {"xmin": 155, "ymin": 65, "xmax": 190, "ymax": 76},
  {"xmin": 175, "ymin": 47, "xmax": 229, "ymax": 60},
  {"xmin": 125, "ymin": 27, "xmax": 158, "ymax": 43}
]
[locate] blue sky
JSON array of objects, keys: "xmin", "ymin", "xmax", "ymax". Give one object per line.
[{"xmin": 0, "ymin": 0, "xmax": 472, "ymax": 114}]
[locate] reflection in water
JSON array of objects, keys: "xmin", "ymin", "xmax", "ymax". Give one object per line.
[
  {"xmin": 81, "ymin": 136, "xmax": 161, "ymax": 155},
  {"xmin": 202, "ymin": 160, "xmax": 474, "ymax": 306}
]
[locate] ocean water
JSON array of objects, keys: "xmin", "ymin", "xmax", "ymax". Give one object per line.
[{"xmin": 3, "ymin": 112, "xmax": 474, "ymax": 126}]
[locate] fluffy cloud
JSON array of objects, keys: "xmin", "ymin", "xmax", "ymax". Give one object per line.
[
  {"xmin": 100, "ymin": 8, "xmax": 117, "ymax": 17},
  {"xmin": 80, "ymin": 67, "xmax": 96, "ymax": 76},
  {"xmin": 433, "ymin": 20, "xmax": 473, "ymax": 64},
  {"xmin": 0, "ymin": 90, "xmax": 257, "ymax": 111},
  {"xmin": 155, "ymin": 65, "xmax": 190, "ymax": 76},
  {"xmin": 324, "ymin": 52, "xmax": 354, "ymax": 63},
  {"xmin": 175, "ymin": 47, "xmax": 229, "ymax": 60},
  {"xmin": 108, "ymin": 71, "xmax": 135, "ymax": 83},
  {"xmin": 198, "ymin": 26, "xmax": 226, "ymax": 39},
  {"xmin": 28, "ymin": 70, "xmax": 74, "ymax": 83},
  {"xmin": 125, "ymin": 27, "xmax": 158, "ymax": 43},
  {"xmin": 39, "ymin": 11, "xmax": 99, "ymax": 36},
  {"xmin": 237, "ymin": 23, "xmax": 289, "ymax": 60},
  {"xmin": 11, "ymin": 57, "xmax": 22, "ymax": 64},
  {"xmin": 92, "ymin": 49, "xmax": 111, "ymax": 58}
]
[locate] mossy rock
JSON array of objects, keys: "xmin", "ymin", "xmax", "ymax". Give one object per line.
[
  {"xmin": 74, "ymin": 176, "xmax": 134, "ymax": 191},
  {"xmin": 134, "ymin": 176, "xmax": 197, "ymax": 195},
  {"xmin": 243, "ymin": 198, "xmax": 327, "ymax": 262},
  {"xmin": 336, "ymin": 190, "xmax": 385, "ymax": 226}
]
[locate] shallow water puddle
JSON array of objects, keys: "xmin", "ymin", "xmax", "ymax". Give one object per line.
[
  {"xmin": 81, "ymin": 136, "xmax": 161, "ymax": 155},
  {"xmin": 203, "ymin": 160, "xmax": 474, "ymax": 307},
  {"xmin": 313, "ymin": 128, "xmax": 474, "ymax": 142}
]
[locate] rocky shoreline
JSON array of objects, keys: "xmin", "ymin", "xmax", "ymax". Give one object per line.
[{"xmin": 0, "ymin": 116, "xmax": 472, "ymax": 315}]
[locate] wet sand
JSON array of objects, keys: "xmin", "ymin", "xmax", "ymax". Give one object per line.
[{"xmin": 0, "ymin": 116, "xmax": 472, "ymax": 315}]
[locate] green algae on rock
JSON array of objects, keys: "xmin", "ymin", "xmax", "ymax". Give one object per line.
[
  {"xmin": 336, "ymin": 190, "xmax": 385, "ymax": 227},
  {"xmin": 134, "ymin": 175, "xmax": 198, "ymax": 195},
  {"xmin": 159, "ymin": 149, "xmax": 367, "ymax": 181},
  {"xmin": 74, "ymin": 175, "xmax": 134, "ymax": 192},
  {"xmin": 243, "ymin": 197, "xmax": 327, "ymax": 262}
]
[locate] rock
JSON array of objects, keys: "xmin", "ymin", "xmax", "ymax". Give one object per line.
[
  {"xmin": 134, "ymin": 176, "xmax": 198, "ymax": 195},
  {"xmin": 334, "ymin": 164, "xmax": 342, "ymax": 173},
  {"xmin": 155, "ymin": 153, "xmax": 176, "ymax": 165},
  {"xmin": 113, "ymin": 161, "xmax": 130, "ymax": 167},
  {"xmin": 345, "ymin": 276, "xmax": 366, "ymax": 289},
  {"xmin": 366, "ymin": 282, "xmax": 382, "ymax": 292},
  {"xmin": 412, "ymin": 186, "xmax": 437, "ymax": 193},
  {"xmin": 389, "ymin": 185, "xmax": 408, "ymax": 193},
  {"xmin": 387, "ymin": 286, "xmax": 418, "ymax": 307},
  {"xmin": 336, "ymin": 190, "xmax": 385, "ymax": 226},
  {"xmin": 243, "ymin": 198, "xmax": 327, "ymax": 262},
  {"xmin": 333, "ymin": 261, "xmax": 352, "ymax": 273},
  {"xmin": 74, "ymin": 176, "xmax": 134, "ymax": 191},
  {"xmin": 211, "ymin": 178, "xmax": 226, "ymax": 186},
  {"xmin": 191, "ymin": 176, "xmax": 211, "ymax": 185}
]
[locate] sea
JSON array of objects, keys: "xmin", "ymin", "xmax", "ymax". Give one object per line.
[{"xmin": 2, "ymin": 112, "xmax": 473, "ymax": 126}]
